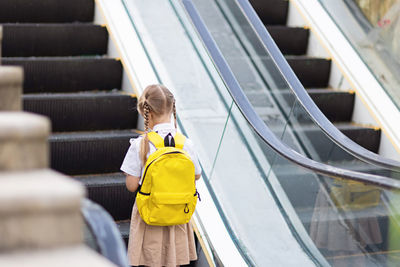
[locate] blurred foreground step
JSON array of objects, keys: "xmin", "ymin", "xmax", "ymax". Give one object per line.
[
  {"xmin": 2, "ymin": 24, "xmax": 108, "ymax": 57},
  {"xmin": 0, "ymin": 112, "xmax": 50, "ymax": 171},
  {"xmin": 74, "ymin": 172, "xmax": 136, "ymax": 221},
  {"xmin": 50, "ymin": 130, "xmax": 140, "ymax": 175},
  {"xmin": 24, "ymin": 92, "xmax": 138, "ymax": 132},
  {"xmin": 0, "ymin": 66, "xmax": 23, "ymax": 111},
  {"xmin": 2, "ymin": 57, "xmax": 122, "ymax": 93},
  {"xmin": 0, "ymin": 0, "xmax": 94, "ymax": 23},
  {"xmin": 0, "ymin": 245, "xmax": 116, "ymax": 267},
  {"xmin": 0, "ymin": 169, "xmax": 84, "ymax": 251}
]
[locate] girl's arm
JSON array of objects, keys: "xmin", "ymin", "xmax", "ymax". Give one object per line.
[
  {"xmin": 126, "ymin": 174, "xmax": 140, "ymax": 192},
  {"xmin": 195, "ymin": 173, "xmax": 201, "ymax": 180}
]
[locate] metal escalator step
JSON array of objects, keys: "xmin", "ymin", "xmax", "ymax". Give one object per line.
[
  {"xmin": 286, "ymin": 56, "xmax": 331, "ymax": 88},
  {"xmin": 50, "ymin": 130, "xmax": 139, "ymax": 175},
  {"xmin": 247, "ymin": 89, "xmax": 354, "ymax": 123},
  {"xmin": 23, "ymin": 92, "xmax": 138, "ymax": 132},
  {"xmin": 263, "ymin": 123, "xmax": 380, "ymax": 163},
  {"xmin": 74, "ymin": 173, "xmax": 136, "ymax": 221},
  {"xmin": 2, "ymin": 24, "xmax": 108, "ymax": 57},
  {"xmin": 249, "ymin": 0, "xmax": 288, "ymax": 25},
  {"xmin": 338, "ymin": 124, "xmax": 381, "ymax": 154},
  {"xmin": 267, "ymin": 26, "xmax": 309, "ymax": 55},
  {"xmin": 116, "ymin": 220, "xmax": 130, "ymax": 248},
  {"xmin": 0, "ymin": 0, "xmax": 94, "ymax": 23},
  {"xmin": 293, "ymin": 123, "xmax": 381, "ymax": 160},
  {"xmin": 308, "ymin": 89, "xmax": 355, "ymax": 123},
  {"xmin": 2, "ymin": 57, "xmax": 122, "ymax": 93}
]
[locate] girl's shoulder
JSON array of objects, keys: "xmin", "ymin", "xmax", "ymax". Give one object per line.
[{"xmin": 129, "ymin": 136, "xmax": 143, "ymax": 149}]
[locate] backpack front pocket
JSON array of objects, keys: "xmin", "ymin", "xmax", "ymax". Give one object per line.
[{"xmin": 148, "ymin": 192, "xmax": 195, "ymax": 226}]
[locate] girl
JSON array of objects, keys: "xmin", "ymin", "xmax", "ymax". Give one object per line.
[{"xmin": 120, "ymin": 84, "xmax": 202, "ymax": 267}]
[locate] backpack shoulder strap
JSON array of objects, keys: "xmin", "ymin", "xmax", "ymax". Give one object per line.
[
  {"xmin": 147, "ymin": 132, "xmax": 165, "ymax": 149},
  {"xmin": 174, "ymin": 133, "xmax": 186, "ymax": 149}
]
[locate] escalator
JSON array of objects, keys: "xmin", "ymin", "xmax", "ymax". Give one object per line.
[
  {"xmin": 7, "ymin": 0, "xmax": 400, "ymax": 266},
  {"xmin": 120, "ymin": 0, "xmax": 400, "ymax": 265}
]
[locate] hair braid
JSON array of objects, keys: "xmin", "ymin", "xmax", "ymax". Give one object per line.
[
  {"xmin": 173, "ymin": 100, "xmax": 177, "ymax": 129},
  {"xmin": 140, "ymin": 102, "xmax": 151, "ymax": 165}
]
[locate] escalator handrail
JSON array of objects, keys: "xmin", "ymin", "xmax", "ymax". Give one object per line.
[
  {"xmin": 233, "ymin": 0, "xmax": 400, "ymax": 172},
  {"xmin": 182, "ymin": 0, "xmax": 400, "ymax": 189}
]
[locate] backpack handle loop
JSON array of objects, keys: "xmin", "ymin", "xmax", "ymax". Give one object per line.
[{"xmin": 147, "ymin": 132, "xmax": 186, "ymax": 149}]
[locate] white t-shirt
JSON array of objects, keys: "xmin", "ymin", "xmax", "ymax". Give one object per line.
[{"xmin": 120, "ymin": 123, "xmax": 202, "ymax": 181}]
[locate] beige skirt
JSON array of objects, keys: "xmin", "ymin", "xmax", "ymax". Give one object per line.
[{"xmin": 128, "ymin": 202, "xmax": 197, "ymax": 267}]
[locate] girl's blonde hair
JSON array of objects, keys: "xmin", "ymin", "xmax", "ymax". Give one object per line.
[{"xmin": 137, "ymin": 84, "xmax": 177, "ymax": 165}]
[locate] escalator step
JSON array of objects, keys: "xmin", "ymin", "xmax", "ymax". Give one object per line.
[
  {"xmin": 0, "ymin": 0, "xmax": 94, "ymax": 23},
  {"xmin": 308, "ymin": 89, "xmax": 355, "ymax": 122},
  {"xmin": 267, "ymin": 26, "xmax": 309, "ymax": 55},
  {"xmin": 2, "ymin": 57, "xmax": 122, "ymax": 93},
  {"xmin": 50, "ymin": 130, "xmax": 139, "ymax": 175},
  {"xmin": 264, "ymin": 123, "xmax": 381, "ymax": 163},
  {"xmin": 247, "ymin": 89, "xmax": 354, "ymax": 123},
  {"xmin": 74, "ymin": 173, "xmax": 136, "ymax": 221},
  {"xmin": 339, "ymin": 124, "xmax": 381, "ymax": 154},
  {"xmin": 249, "ymin": 0, "xmax": 288, "ymax": 25},
  {"xmin": 291, "ymin": 123, "xmax": 381, "ymax": 161},
  {"xmin": 23, "ymin": 92, "xmax": 138, "ymax": 132},
  {"xmin": 116, "ymin": 220, "xmax": 130, "ymax": 248},
  {"xmin": 286, "ymin": 56, "xmax": 332, "ymax": 88},
  {"xmin": 2, "ymin": 24, "xmax": 108, "ymax": 57}
]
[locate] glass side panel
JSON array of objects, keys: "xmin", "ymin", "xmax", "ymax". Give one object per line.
[
  {"xmin": 189, "ymin": 0, "xmax": 400, "ymax": 178},
  {"xmin": 214, "ymin": 97, "xmax": 400, "ymax": 266},
  {"xmin": 318, "ymin": 0, "xmax": 400, "ymax": 110}
]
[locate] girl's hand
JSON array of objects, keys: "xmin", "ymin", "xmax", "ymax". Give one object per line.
[{"xmin": 195, "ymin": 173, "xmax": 201, "ymax": 180}]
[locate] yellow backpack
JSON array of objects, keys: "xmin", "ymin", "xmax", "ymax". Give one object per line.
[{"xmin": 136, "ymin": 131, "xmax": 199, "ymax": 226}]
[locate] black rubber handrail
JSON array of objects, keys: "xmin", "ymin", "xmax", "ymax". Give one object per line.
[
  {"xmin": 234, "ymin": 0, "xmax": 400, "ymax": 172},
  {"xmin": 182, "ymin": 0, "xmax": 400, "ymax": 189}
]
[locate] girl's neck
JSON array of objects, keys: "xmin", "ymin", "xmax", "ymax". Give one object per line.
[{"xmin": 148, "ymin": 113, "xmax": 171, "ymax": 129}]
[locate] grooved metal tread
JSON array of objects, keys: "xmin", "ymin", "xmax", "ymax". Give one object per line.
[
  {"xmin": 266, "ymin": 26, "xmax": 309, "ymax": 55},
  {"xmin": 286, "ymin": 56, "xmax": 332, "ymax": 88},
  {"xmin": 74, "ymin": 172, "xmax": 126, "ymax": 187},
  {"xmin": 73, "ymin": 172, "xmax": 136, "ymax": 220},
  {"xmin": 3, "ymin": 57, "xmax": 122, "ymax": 93},
  {"xmin": 50, "ymin": 129, "xmax": 140, "ymax": 142},
  {"xmin": 50, "ymin": 130, "xmax": 139, "ymax": 175},
  {"xmin": 302, "ymin": 89, "xmax": 355, "ymax": 123},
  {"xmin": 0, "ymin": 0, "xmax": 94, "ymax": 23},
  {"xmin": 116, "ymin": 220, "xmax": 130, "ymax": 247},
  {"xmin": 301, "ymin": 123, "xmax": 381, "ymax": 154},
  {"xmin": 116, "ymin": 220, "xmax": 130, "ymax": 238},
  {"xmin": 249, "ymin": 0, "xmax": 288, "ymax": 25},
  {"xmin": 23, "ymin": 91, "xmax": 138, "ymax": 132},
  {"xmin": 2, "ymin": 23, "xmax": 108, "ymax": 57}
]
